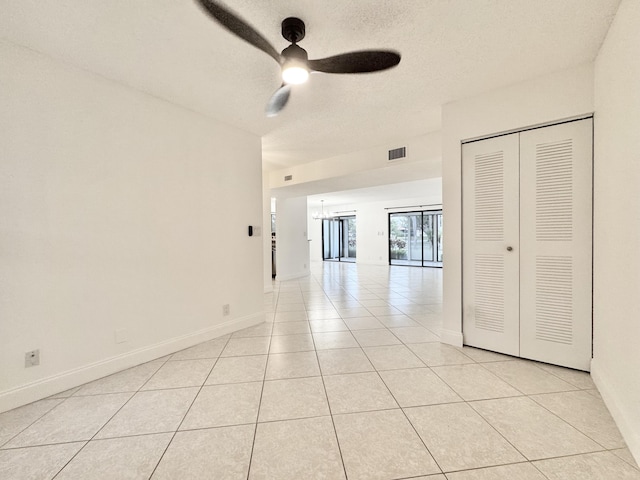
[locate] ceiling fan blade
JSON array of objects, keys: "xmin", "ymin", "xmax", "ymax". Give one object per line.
[
  {"xmin": 309, "ymin": 50, "xmax": 401, "ymax": 74},
  {"xmin": 195, "ymin": 0, "xmax": 281, "ymax": 63},
  {"xmin": 266, "ymin": 84, "xmax": 292, "ymax": 117}
]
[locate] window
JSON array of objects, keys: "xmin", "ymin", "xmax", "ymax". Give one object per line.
[{"xmin": 389, "ymin": 210, "xmax": 442, "ymax": 267}]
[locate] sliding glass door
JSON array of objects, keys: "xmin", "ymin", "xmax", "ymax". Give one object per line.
[
  {"xmin": 322, "ymin": 216, "xmax": 356, "ymax": 262},
  {"xmin": 389, "ymin": 210, "xmax": 442, "ymax": 267}
]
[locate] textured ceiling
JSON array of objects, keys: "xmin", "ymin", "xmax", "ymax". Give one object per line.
[{"xmin": 1, "ymin": 0, "xmax": 620, "ymax": 171}]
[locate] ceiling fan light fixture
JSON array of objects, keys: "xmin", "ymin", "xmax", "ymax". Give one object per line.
[
  {"xmin": 282, "ymin": 61, "xmax": 309, "ymax": 85},
  {"xmin": 195, "ymin": 2, "xmax": 401, "ymax": 115}
]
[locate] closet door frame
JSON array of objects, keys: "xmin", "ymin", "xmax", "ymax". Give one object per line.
[{"xmin": 461, "ymin": 115, "xmax": 593, "ymax": 370}]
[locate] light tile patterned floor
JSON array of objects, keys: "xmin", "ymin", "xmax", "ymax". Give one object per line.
[{"xmin": 1, "ymin": 262, "xmax": 638, "ymax": 479}]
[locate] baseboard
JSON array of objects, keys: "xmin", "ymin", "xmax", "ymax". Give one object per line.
[
  {"xmin": 591, "ymin": 358, "xmax": 640, "ymax": 465},
  {"xmin": 439, "ymin": 328, "xmax": 464, "ymax": 347},
  {"xmin": 0, "ymin": 312, "xmax": 264, "ymax": 414},
  {"xmin": 275, "ymin": 271, "xmax": 310, "ymax": 282}
]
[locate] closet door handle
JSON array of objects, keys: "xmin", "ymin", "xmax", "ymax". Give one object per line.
[{"xmin": 506, "ymin": 246, "xmax": 513, "ymax": 252}]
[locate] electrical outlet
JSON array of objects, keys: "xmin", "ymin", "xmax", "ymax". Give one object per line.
[
  {"xmin": 254, "ymin": 226, "xmax": 261, "ymax": 236},
  {"xmin": 223, "ymin": 304, "xmax": 230, "ymax": 316},
  {"xmin": 25, "ymin": 349, "xmax": 40, "ymax": 368}
]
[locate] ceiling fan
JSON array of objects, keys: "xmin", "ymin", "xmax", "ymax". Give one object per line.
[{"xmin": 195, "ymin": 0, "xmax": 402, "ymax": 116}]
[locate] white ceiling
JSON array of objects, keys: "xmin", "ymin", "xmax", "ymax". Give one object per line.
[
  {"xmin": 1, "ymin": 0, "xmax": 620, "ymax": 171},
  {"xmin": 307, "ymin": 179, "xmax": 442, "ymax": 211}
]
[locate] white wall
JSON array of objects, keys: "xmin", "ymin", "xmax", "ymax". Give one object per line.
[
  {"xmin": 275, "ymin": 197, "xmax": 310, "ymax": 281},
  {"xmin": 592, "ymin": 0, "xmax": 640, "ymax": 463},
  {"xmin": 0, "ymin": 41, "xmax": 265, "ymax": 412},
  {"xmin": 307, "ymin": 181, "xmax": 442, "ymax": 266},
  {"xmin": 441, "ymin": 63, "xmax": 595, "ymax": 346}
]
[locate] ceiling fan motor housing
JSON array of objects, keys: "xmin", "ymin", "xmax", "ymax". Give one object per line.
[
  {"xmin": 281, "ymin": 17, "xmax": 306, "ymax": 43},
  {"xmin": 281, "ymin": 43, "xmax": 308, "ymax": 62}
]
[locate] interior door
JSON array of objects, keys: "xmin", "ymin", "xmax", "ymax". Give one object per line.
[
  {"xmin": 462, "ymin": 133, "xmax": 520, "ymax": 356},
  {"xmin": 519, "ymin": 119, "xmax": 593, "ymax": 370}
]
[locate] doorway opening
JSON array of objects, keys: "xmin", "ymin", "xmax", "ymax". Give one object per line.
[{"xmin": 322, "ymin": 216, "xmax": 356, "ymax": 263}]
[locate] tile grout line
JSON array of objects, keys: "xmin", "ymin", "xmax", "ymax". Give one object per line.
[
  {"xmin": 0, "ymin": 398, "xmax": 66, "ymax": 451},
  {"xmin": 525, "ymin": 391, "xmax": 616, "ymax": 451},
  {"xmin": 43, "ymin": 355, "xmax": 179, "ymax": 479},
  {"xmin": 1, "ymin": 358, "xmax": 169, "ymax": 453},
  {"xmin": 360, "ymin": 342, "xmax": 445, "ymax": 477},
  {"xmin": 145, "ymin": 333, "xmax": 232, "ymax": 480},
  {"xmin": 245, "ymin": 285, "xmax": 277, "ymax": 480},
  {"xmin": 311, "ymin": 285, "xmax": 351, "ymax": 480},
  {"xmin": 48, "ymin": 360, "xmax": 171, "ymax": 478}
]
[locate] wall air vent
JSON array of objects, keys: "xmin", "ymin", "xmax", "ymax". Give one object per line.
[
  {"xmin": 388, "ymin": 147, "xmax": 406, "ymax": 161},
  {"xmin": 284, "ymin": 175, "xmax": 293, "ymax": 181}
]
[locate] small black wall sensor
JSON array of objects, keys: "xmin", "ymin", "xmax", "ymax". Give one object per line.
[{"xmin": 248, "ymin": 226, "xmax": 253, "ymax": 236}]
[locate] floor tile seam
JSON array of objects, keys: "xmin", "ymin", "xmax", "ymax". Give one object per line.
[
  {"xmin": 528, "ymin": 460, "xmax": 555, "ymax": 480},
  {"xmin": 257, "ymin": 412, "xmax": 334, "ymax": 425},
  {"xmin": 146, "ymin": 334, "xmax": 231, "ymax": 479},
  {"xmin": 464, "ymin": 397, "xmax": 568, "ymax": 464},
  {"xmin": 0, "ymin": 438, "xmax": 88, "ymax": 452},
  {"xmin": 435, "ymin": 459, "xmax": 546, "ymax": 476},
  {"xmin": 6, "ymin": 387, "xmax": 149, "ymax": 449},
  {"xmin": 368, "ymin": 363, "xmax": 445, "ymax": 475},
  {"xmin": 271, "ymin": 319, "xmax": 311, "ymax": 324},
  {"xmin": 481, "ymin": 367, "xmax": 583, "ymax": 395},
  {"xmin": 427, "ymin": 364, "xmax": 529, "ymax": 402},
  {"xmin": 612, "ymin": 451, "xmax": 640, "ymax": 471},
  {"xmin": 309, "ymin": 322, "xmax": 351, "ymax": 480},
  {"xmin": 78, "ymin": 430, "xmax": 182, "ymax": 445},
  {"xmin": 48, "ymin": 387, "xmax": 142, "ymax": 479},
  {"xmin": 26, "ymin": 441, "xmax": 85, "ymax": 480},
  {"xmin": 220, "ymin": 350, "xmax": 272, "ymax": 358},
  {"xmin": 0, "ymin": 398, "xmax": 65, "ymax": 450},
  {"xmin": 528, "ymin": 447, "xmax": 617, "ymax": 464},
  {"xmin": 445, "ymin": 392, "xmax": 531, "ymax": 404},
  {"xmin": 244, "ymin": 327, "xmax": 276, "ymax": 480},
  {"xmin": 321, "ymin": 367, "xmax": 386, "ymax": 379},
  {"xmin": 65, "ymin": 387, "xmax": 160, "ymax": 397},
  {"xmin": 232, "ymin": 334, "xmax": 274, "ymax": 340},
  {"xmin": 140, "ymin": 355, "xmax": 209, "ymax": 390},
  {"xmin": 124, "ymin": 383, "xmax": 215, "ymax": 394},
  {"xmin": 396, "ymin": 398, "xmax": 467, "ymax": 409},
  {"xmin": 537, "ymin": 367, "xmax": 595, "ymax": 391},
  {"xmin": 524, "ymin": 392, "xmax": 619, "ymax": 450},
  {"xmin": 268, "ymin": 331, "xmax": 313, "ymax": 338},
  {"xmin": 471, "ymin": 362, "xmax": 529, "ymax": 396},
  {"xmin": 351, "ymin": 324, "xmax": 402, "ymax": 349},
  {"xmin": 163, "ymin": 355, "xmax": 225, "ymax": 362},
  {"xmin": 313, "ymin": 345, "xmax": 363, "ymax": 352},
  {"xmin": 270, "ymin": 330, "xmax": 312, "ymax": 336}
]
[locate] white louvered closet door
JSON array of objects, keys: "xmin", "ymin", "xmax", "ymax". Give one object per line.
[
  {"xmin": 462, "ymin": 133, "xmax": 520, "ymax": 356},
  {"xmin": 519, "ymin": 119, "xmax": 593, "ymax": 370}
]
